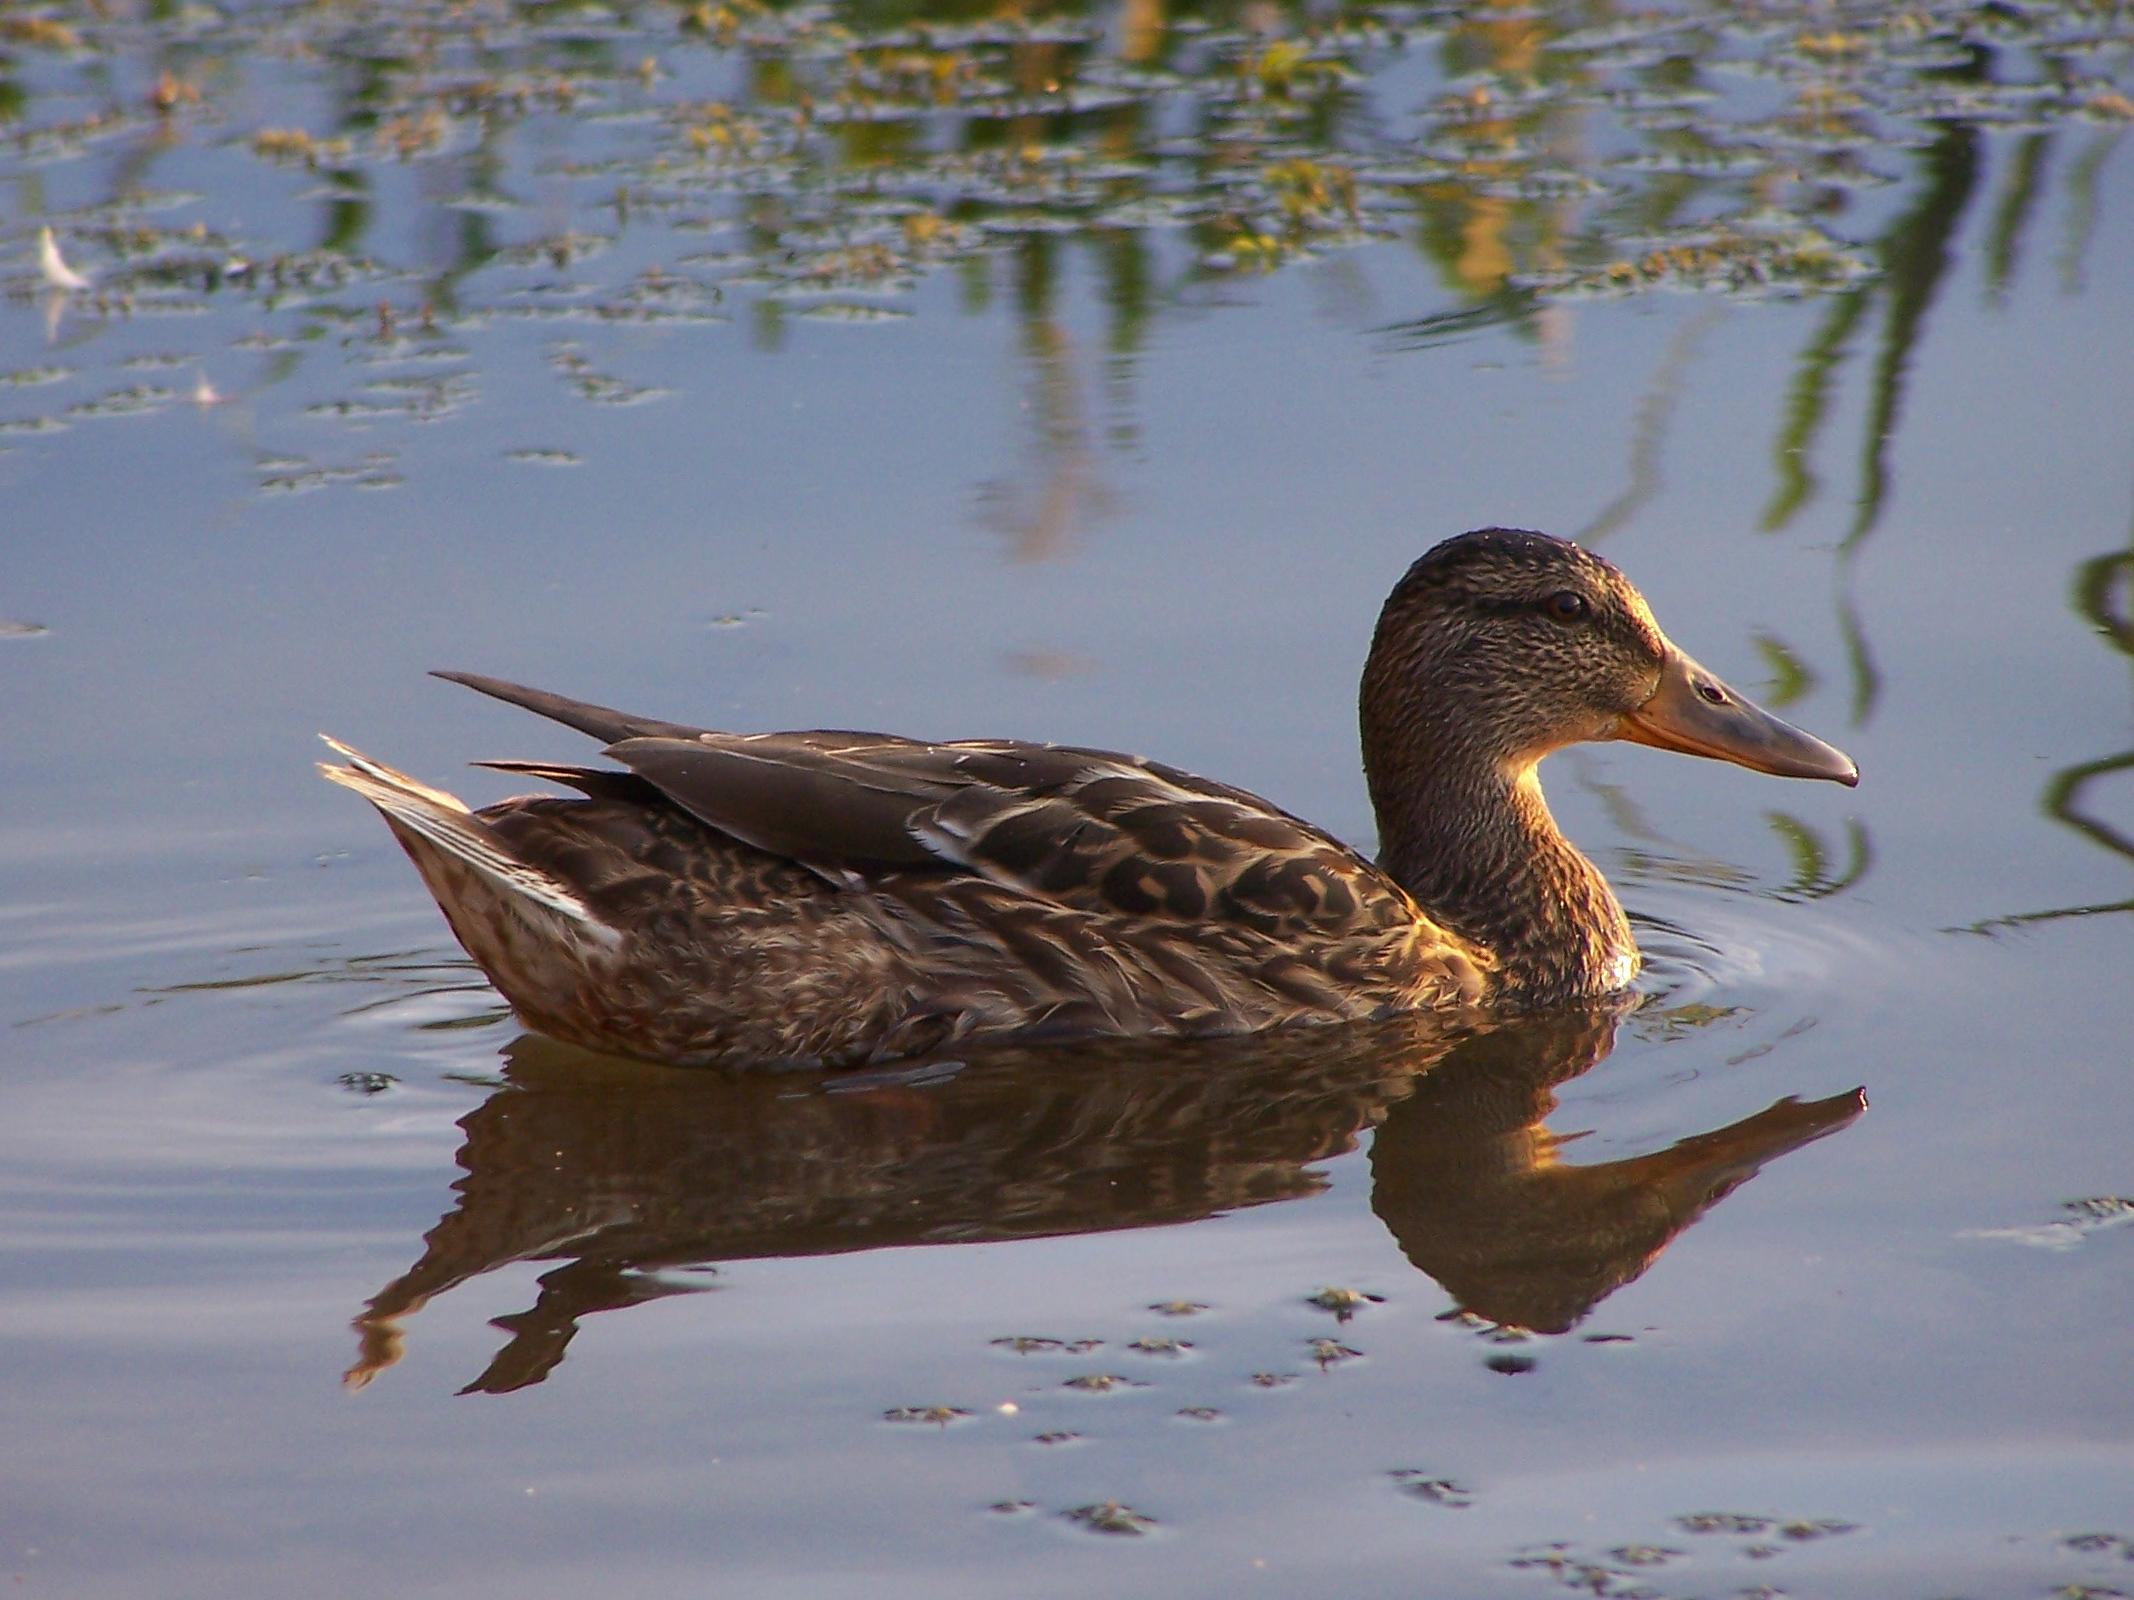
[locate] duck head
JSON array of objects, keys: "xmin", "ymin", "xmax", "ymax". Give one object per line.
[
  {"xmin": 1365, "ymin": 528, "xmax": 1856, "ymax": 786},
  {"xmin": 1360, "ymin": 528, "xmax": 1856, "ymax": 1004}
]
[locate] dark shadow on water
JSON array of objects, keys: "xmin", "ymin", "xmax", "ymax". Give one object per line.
[{"xmin": 349, "ymin": 1010, "xmax": 1861, "ymax": 1394}]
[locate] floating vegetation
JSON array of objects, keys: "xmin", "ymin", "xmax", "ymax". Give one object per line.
[
  {"xmin": 2063, "ymin": 1532, "xmax": 2134, "ymax": 1558},
  {"xmin": 0, "ymin": 620, "xmax": 50, "ymax": 638},
  {"xmin": 1248, "ymin": 1371, "xmax": 1297, "ymax": 1388},
  {"xmin": 1306, "ymin": 1337, "xmax": 1361, "ymax": 1369},
  {"xmin": 1509, "ymin": 1525, "xmax": 1855, "ymax": 1597},
  {"xmin": 991, "ymin": 1334, "xmax": 1102, "ymax": 1355},
  {"xmin": 1124, "ymin": 1337, "xmax": 1191, "ymax": 1357},
  {"xmin": 1306, "ymin": 1286, "xmax": 1384, "ymax": 1321},
  {"xmin": 545, "ymin": 346, "xmax": 673, "ymax": 407},
  {"xmin": 1174, "ymin": 1406, "xmax": 1222, "ymax": 1422},
  {"xmin": 1781, "ymin": 1518, "xmax": 1858, "ymax": 1541},
  {"xmin": 63, "ymin": 385, "xmax": 172, "ymax": 420},
  {"xmin": 1064, "ymin": 1501, "xmax": 1157, "ymax": 1536},
  {"xmin": 308, "ymin": 372, "xmax": 476, "ymax": 424},
  {"xmin": 882, "ymin": 1405, "xmax": 971, "ymax": 1426},
  {"xmin": 1060, "ymin": 1372, "xmax": 1140, "ymax": 1393},
  {"xmin": 336, "ymin": 1071, "xmax": 399, "ymax": 1095},
  {"xmin": 1676, "ymin": 1512, "xmax": 1772, "ymax": 1535},
  {"xmin": 1031, "ymin": 1429, "xmax": 1081, "ymax": 1445},
  {"xmin": 1961, "ymin": 1196, "xmax": 2134, "ymax": 1250},
  {"xmin": 257, "ymin": 453, "xmax": 404, "ymax": 494},
  {"xmin": 1389, "ymin": 1469, "xmax": 1473, "ymax": 1508},
  {"xmin": 1666, "ymin": 1510, "xmax": 1862, "ymax": 1563},
  {"xmin": 1608, "ymin": 1544, "xmax": 1683, "ymax": 1566},
  {"xmin": 505, "ymin": 449, "xmax": 584, "ymax": 467},
  {"xmin": 796, "ymin": 303, "xmax": 913, "ymax": 323},
  {"xmin": 0, "ymin": 0, "xmax": 2122, "ymax": 495},
  {"xmin": 1509, "ymin": 1543, "xmax": 1643, "ymax": 1593},
  {"xmin": 1148, "ymin": 1300, "xmax": 1208, "ymax": 1317}
]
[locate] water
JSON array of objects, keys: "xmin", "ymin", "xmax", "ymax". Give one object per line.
[{"xmin": 3, "ymin": 0, "xmax": 2132, "ymax": 1593}]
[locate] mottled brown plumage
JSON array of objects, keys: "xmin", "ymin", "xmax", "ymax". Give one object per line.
[{"xmin": 321, "ymin": 528, "xmax": 1857, "ymax": 1067}]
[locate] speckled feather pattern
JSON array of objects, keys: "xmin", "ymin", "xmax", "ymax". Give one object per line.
[
  {"xmin": 322, "ymin": 528, "xmax": 1813, "ymax": 1067},
  {"xmin": 389, "ymin": 765, "xmax": 1490, "ymax": 1067}
]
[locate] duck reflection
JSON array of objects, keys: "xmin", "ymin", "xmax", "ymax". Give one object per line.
[
  {"xmin": 1371, "ymin": 1012, "xmax": 1863, "ymax": 1335},
  {"xmin": 350, "ymin": 1013, "xmax": 1861, "ymax": 1394}
]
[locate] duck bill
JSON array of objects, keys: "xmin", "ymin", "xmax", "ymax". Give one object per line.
[{"xmin": 1617, "ymin": 647, "xmax": 1858, "ymax": 786}]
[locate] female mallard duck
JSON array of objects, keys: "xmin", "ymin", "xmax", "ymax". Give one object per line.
[{"xmin": 323, "ymin": 529, "xmax": 1855, "ymax": 1067}]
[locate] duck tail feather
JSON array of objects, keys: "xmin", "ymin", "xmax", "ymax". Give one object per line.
[
  {"xmin": 431, "ymin": 671, "xmax": 708, "ymax": 744},
  {"xmin": 318, "ymin": 737, "xmax": 615, "ymax": 939}
]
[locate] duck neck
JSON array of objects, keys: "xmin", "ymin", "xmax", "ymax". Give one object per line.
[{"xmin": 1367, "ymin": 746, "xmax": 1637, "ymax": 1007}]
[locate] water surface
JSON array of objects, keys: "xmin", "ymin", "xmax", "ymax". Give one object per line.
[{"xmin": 2, "ymin": 0, "xmax": 2132, "ymax": 1593}]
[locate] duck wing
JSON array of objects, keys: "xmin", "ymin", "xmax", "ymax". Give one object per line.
[{"xmin": 441, "ymin": 673, "xmax": 1419, "ymax": 940}]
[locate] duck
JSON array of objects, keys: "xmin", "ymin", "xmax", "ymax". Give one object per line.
[{"xmin": 321, "ymin": 528, "xmax": 1857, "ymax": 1067}]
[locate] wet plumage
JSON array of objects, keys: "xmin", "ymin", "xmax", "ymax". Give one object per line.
[{"xmin": 323, "ymin": 529, "xmax": 1856, "ymax": 1067}]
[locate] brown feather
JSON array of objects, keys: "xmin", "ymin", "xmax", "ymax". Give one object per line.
[{"xmin": 325, "ymin": 529, "xmax": 1851, "ymax": 1065}]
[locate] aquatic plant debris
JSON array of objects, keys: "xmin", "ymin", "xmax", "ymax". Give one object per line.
[
  {"xmin": 1676, "ymin": 1512, "xmax": 1772, "ymax": 1535},
  {"xmin": 1307, "ymin": 1285, "xmax": 1385, "ymax": 1321},
  {"xmin": 1608, "ymin": 1544, "xmax": 1683, "ymax": 1566},
  {"xmin": 1307, "ymin": 1337, "xmax": 1362, "ymax": 1369},
  {"xmin": 883, "ymin": 1405, "xmax": 971, "ymax": 1426},
  {"xmin": 1064, "ymin": 1501, "xmax": 1157, "ymax": 1535},
  {"xmin": 1511, "ymin": 1516, "xmax": 1863, "ymax": 1598},
  {"xmin": 1961, "ymin": 1197, "xmax": 2134, "ymax": 1250},
  {"xmin": 1125, "ymin": 1337, "xmax": 1192, "ymax": 1356},
  {"xmin": 1779, "ymin": 1518, "xmax": 1859, "ymax": 1540},
  {"xmin": 2062, "ymin": 1532, "xmax": 2134, "ymax": 1558},
  {"xmin": 0, "ymin": 0, "xmax": 2127, "ymax": 501},
  {"xmin": 1389, "ymin": 1470, "xmax": 1473, "ymax": 1508},
  {"xmin": 336, "ymin": 1072, "xmax": 398, "ymax": 1095},
  {"xmin": 991, "ymin": 1335, "xmax": 1102, "ymax": 1354}
]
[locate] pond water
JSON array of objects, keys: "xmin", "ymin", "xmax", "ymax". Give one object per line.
[{"xmin": 3, "ymin": 0, "xmax": 2131, "ymax": 1593}]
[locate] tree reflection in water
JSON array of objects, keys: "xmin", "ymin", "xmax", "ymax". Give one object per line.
[
  {"xmin": 3, "ymin": 0, "xmax": 2125, "ymax": 917},
  {"xmin": 349, "ymin": 1011, "xmax": 1860, "ymax": 1393}
]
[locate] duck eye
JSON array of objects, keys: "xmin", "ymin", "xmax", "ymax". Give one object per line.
[{"xmin": 1541, "ymin": 590, "xmax": 1590, "ymax": 622}]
